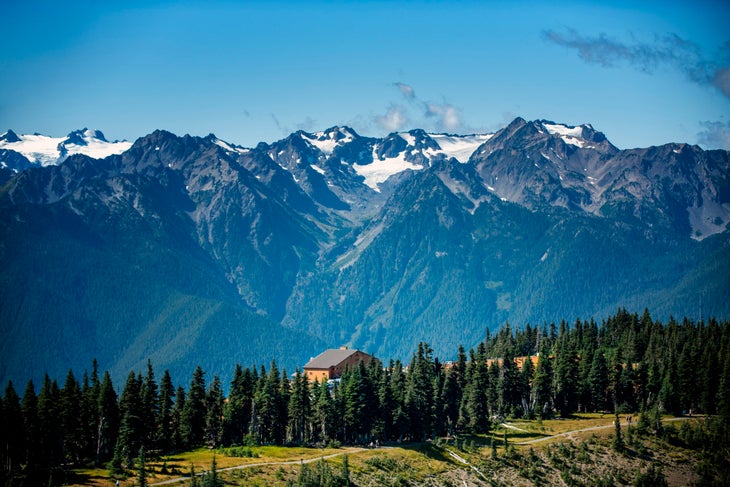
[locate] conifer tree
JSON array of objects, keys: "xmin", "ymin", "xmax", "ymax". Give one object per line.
[
  {"xmin": 2, "ymin": 382, "xmax": 24, "ymax": 474},
  {"xmin": 222, "ymin": 364, "xmax": 254, "ymax": 446},
  {"xmin": 157, "ymin": 369, "xmax": 175, "ymax": 452},
  {"xmin": 37, "ymin": 374, "xmax": 62, "ymax": 468},
  {"xmin": 171, "ymin": 386, "xmax": 186, "ymax": 452},
  {"xmin": 181, "ymin": 366, "xmax": 207, "ymax": 448},
  {"xmin": 287, "ymin": 369, "xmax": 311, "ymax": 445},
  {"xmin": 532, "ymin": 351, "xmax": 553, "ymax": 419},
  {"xmin": 205, "ymin": 375, "xmax": 224, "ymax": 447},
  {"xmin": 61, "ymin": 369, "xmax": 83, "ymax": 464},
  {"xmin": 113, "ymin": 372, "xmax": 143, "ymax": 470},
  {"xmin": 21, "ymin": 380, "xmax": 39, "ymax": 468},
  {"xmin": 97, "ymin": 371, "xmax": 119, "ymax": 464},
  {"xmin": 137, "ymin": 445, "xmax": 148, "ymax": 487},
  {"xmin": 588, "ymin": 350, "xmax": 609, "ymax": 412},
  {"xmin": 142, "ymin": 360, "xmax": 160, "ymax": 448}
]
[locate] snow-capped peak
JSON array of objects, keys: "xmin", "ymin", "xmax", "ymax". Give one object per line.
[
  {"xmin": 301, "ymin": 126, "xmax": 358, "ymax": 155},
  {"xmin": 0, "ymin": 129, "xmax": 132, "ymax": 167},
  {"xmin": 540, "ymin": 121, "xmax": 599, "ymax": 149}
]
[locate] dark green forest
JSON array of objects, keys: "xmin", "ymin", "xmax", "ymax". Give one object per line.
[{"xmin": 2, "ymin": 309, "xmax": 730, "ymax": 485}]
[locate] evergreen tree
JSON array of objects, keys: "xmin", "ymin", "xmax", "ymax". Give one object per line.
[
  {"xmin": 141, "ymin": 360, "xmax": 160, "ymax": 448},
  {"xmin": 287, "ymin": 369, "xmax": 311, "ymax": 445},
  {"xmin": 520, "ymin": 356, "xmax": 535, "ymax": 418},
  {"xmin": 532, "ymin": 352, "xmax": 553, "ymax": 419},
  {"xmin": 405, "ymin": 343, "xmax": 436, "ymax": 440},
  {"xmin": 554, "ymin": 339, "xmax": 578, "ymax": 417},
  {"xmin": 255, "ymin": 362, "xmax": 286, "ymax": 444},
  {"xmin": 2, "ymin": 382, "xmax": 24, "ymax": 474},
  {"xmin": 171, "ymin": 386, "xmax": 186, "ymax": 452},
  {"xmin": 499, "ymin": 349, "xmax": 520, "ymax": 416},
  {"xmin": 157, "ymin": 369, "xmax": 175, "ymax": 452},
  {"xmin": 460, "ymin": 347, "xmax": 490, "ymax": 433},
  {"xmin": 21, "ymin": 380, "xmax": 40, "ymax": 468},
  {"xmin": 312, "ymin": 378, "xmax": 334, "ymax": 443},
  {"xmin": 137, "ymin": 446, "xmax": 148, "ymax": 487},
  {"xmin": 205, "ymin": 375, "xmax": 224, "ymax": 447},
  {"xmin": 588, "ymin": 350, "xmax": 609, "ymax": 412},
  {"xmin": 612, "ymin": 410, "xmax": 624, "ymax": 452},
  {"xmin": 181, "ymin": 366, "xmax": 207, "ymax": 448},
  {"xmin": 113, "ymin": 372, "xmax": 143, "ymax": 470},
  {"xmin": 222, "ymin": 364, "xmax": 254, "ymax": 446},
  {"xmin": 60, "ymin": 369, "xmax": 83, "ymax": 464},
  {"xmin": 203, "ymin": 454, "xmax": 221, "ymax": 487},
  {"xmin": 440, "ymin": 368, "xmax": 461, "ymax": 435},
  {"xmin": 97, "ymin": 371, "xmax": 119, "ymax": 464},
  {"xmin": 37, "ymin": 374, "xmax": 62, "ymax": 468}
]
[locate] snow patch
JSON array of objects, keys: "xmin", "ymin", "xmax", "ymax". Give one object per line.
[
  {"xmin": 543, "ymin": 122, "xmax": 589, "ymax": 148},
  {"xmin": 310, "ymin": 164, "xmax": 326, "ymax": 175},
  {"xmin": 302, "ymin": 128, "xmax": 355, "ymax": 155},
  {"xmin": 429, "ymin": 133, "xmax": 494, "ymax": 162},
  {"xmin": 0, "ymin": 130, "xmax": 131, "ymax": 166},
  {"xmin": 353, "ymin": 148, "xmax": 423, "ymax": 191}
]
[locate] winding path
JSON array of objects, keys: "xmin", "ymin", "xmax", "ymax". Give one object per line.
[
  {"xmin": 516, "ymin": 416, "xmax": 693, "ymax": 445},
  {"xmin": 149, "ymin": 448, "xmax": 367, "ymax": 486}
]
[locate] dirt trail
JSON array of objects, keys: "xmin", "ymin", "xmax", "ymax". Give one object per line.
[
  {"xmin": 516, "ymin": 416, "xmax": 693, "ymax": 445},
  {"xmin": 149, "ymin": 448, "xmax": 367, "ymax": 486}
]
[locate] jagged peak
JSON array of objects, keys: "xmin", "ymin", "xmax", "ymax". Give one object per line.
[{"xmin": 1, "ymin": 129, "xmax": 21, "ymax": 143}]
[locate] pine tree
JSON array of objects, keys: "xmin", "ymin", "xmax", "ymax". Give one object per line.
[
  {"xmin": 137, "ymin": 445, "xmax": 148, "ymax": 487},
  {"xmin": 97, "ymin": 371, "xmax": 119, "ymax": 464},
  {"xmin": 532, "ymin": 352, "xmax": 553, "ymax": 419},
  {"xmin": 520, "ymin": 356, "xmax": 535, "ymax": 418},
  {"xmin": 312, "ymin": 378, "xmax": 334, "ymax": 443},
  {"xmin": 181, "ymin": 366, "xmax": 207, "ymax": 448},
  {"xmin": 588, "ymin": 350, "xmax": 609, "ymax": 412},
  {"xmin": 37, "ymin": 374, "xmax": 62, "ymax": 468},
  {"xmin": 205, "ymin": 375, "xmax": 224, "ymax": 447},
  {"xmin": 3, "ymin": 382, "xmax": 25, "ymax": 474},
  {"xmin": 222, "ymin": 364, "xmax": 254, "ymax": 446},
  {"xmin": 157, "ymin": 369, "xmax": 175, "ymax": 452},
  {"xmin": 113, "ymin": 371, "xmax": 143, "ymax": 471},
  {"xmin": 171, "ymin": 386, "xmax": 186, "ymax": 452},
  {"xmin": 612, "ymin": 410, "xmax": 624, "ymax": 452},
  {"xmin": 554, "ymin": 339, "xmax": 578, "ymax": 417},
  {"xmin": 141, "ymin": 360, "xmax": 160, "ymax": 449},
  {"xmin": 61, "ymin": 369, "xmax": 83, "ymax": 464},
  {"xmin": 407, "ymin": 343, "xmax": 435, "ymax": 440},
  {"xmin": 287, "ymin": 369, "xmax": 311, "ymax": 445},
  {"xmin": 21, "ymin": 380, "xmax": 40, "ymax": 468}
]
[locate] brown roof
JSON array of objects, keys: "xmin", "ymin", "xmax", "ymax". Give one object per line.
[{"xmin": 304, "ymin": 348, "xmax": 362, "ymax": 369}]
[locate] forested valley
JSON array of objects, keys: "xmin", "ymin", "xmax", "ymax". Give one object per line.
[{"xmin": 2, "ymin": 309, "xmax": 729, "ymax": 485}]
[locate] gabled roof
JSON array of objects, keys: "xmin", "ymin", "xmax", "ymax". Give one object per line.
[{"xmin": 304, "ymin": 348, "xmax": 362, "ymax": 369}]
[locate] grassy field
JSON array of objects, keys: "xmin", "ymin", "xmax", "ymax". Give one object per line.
[{"xmin": 65, "ymin": 414, "xmax": 706, "ymax": 486}]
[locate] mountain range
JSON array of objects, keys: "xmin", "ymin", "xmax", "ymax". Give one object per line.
[{"xmin": 1, "ymin": 117, "xmax": 729, "ymax": 387}]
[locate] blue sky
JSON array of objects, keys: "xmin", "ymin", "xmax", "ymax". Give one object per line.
[{"xmin": 2, "ymin": 0, "xmax": 729, "ymax": 149}]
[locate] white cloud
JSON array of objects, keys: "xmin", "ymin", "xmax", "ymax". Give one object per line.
[
  {"xmin": 425, "ymin": 102, "xmax": 463, "ymax": 132},
  {"xmin": 375, "ymin": 105, "xmax": 409, "ymax": 132}
]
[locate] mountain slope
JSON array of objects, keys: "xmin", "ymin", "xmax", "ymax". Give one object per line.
[{"xmin": 0, "ymin": 118, "xmax": 728, "ymax": 386}]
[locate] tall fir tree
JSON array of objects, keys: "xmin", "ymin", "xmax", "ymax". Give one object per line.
[
  {"xmin": 97, "ymin": 371, "xmax": 119, "ymax": 465},
  {"xmin": 205, "ymin": 375, "xmax": 224, "ymax": 447},
  {"xmin": 181, "ymin": 366, "xmax": 207, "ymax": 448}
]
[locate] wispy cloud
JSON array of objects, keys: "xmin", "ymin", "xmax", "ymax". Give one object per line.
[
  {"xmin": 373, "ymin": 82, "xmax": 466, "ymax": 133},
  {"xmin": 394, "ymin": 82, "xmax": 416, "ymax": 101},
  {"xmin": 543, "ymin": 29, "xmax": 730, "ymax": 99},
  {"xmin": 425, "ymin": 102, "xmax": 462, "ymax": 132},
  {"xmin": 697, "ymin": 120, "xmax": 730, "ymax": 150},
  {"xmin": 375, "ymin": 104, "xmax": 409, "ymax": 132}
]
